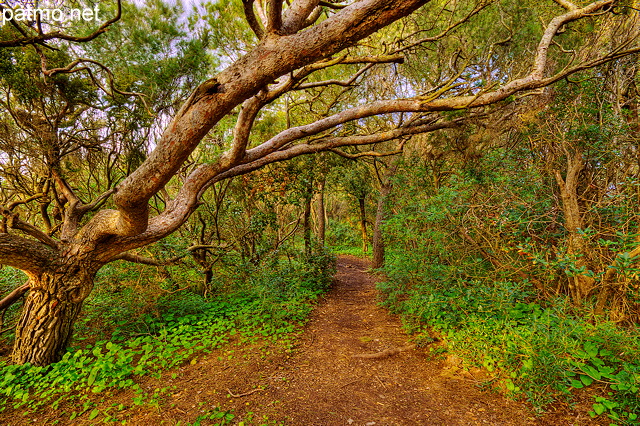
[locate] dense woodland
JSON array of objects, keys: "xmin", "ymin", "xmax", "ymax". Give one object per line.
[{"xmin": 1, "ymin": 0, "xmax": 640, "ymax": 423}]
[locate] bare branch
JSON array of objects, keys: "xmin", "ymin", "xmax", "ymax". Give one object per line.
[
  {"xmin": 7, "ymin": 193, "xmax": 45, "ymax": 211},
  {"xmin": 0, "ymin": 209, "xmax": 59, "ymax": 249},
  {"xmin": 319, "ymin": 1, "xmax": 346, "ymax": 10},
  {"xmin": 553, "ymin": 0, "xmax": 578, "ymax": 11},
  {"xmin": 112, "ymin": 252, "xmax": 187, "ymax": 266},
  {"xmin": 329, "ymin": 139, "xmax": 408, "ymax": 159},
  {"xmin": 243, "ymin": 0, "xmax": 266, "ymax": 39},
  {"xmin": 105, "ymin": 0, "xmax": 428, "ymax": 243},
  {"xmin": 266, "ymin": 0, "xmax": 284, "ymax": 33},
  {"xmin": 282, "ymin": 0, "xmax": 321, "ymax": 34},
  {"xmin": 226, "ymin": 94, "xmax": 268, "ymax": 166},
  {"xmin": 41, "ymin": 58, "xmax": 152, "ymax": 115},
  {"xmin": 0, "ymin": 283, "xmax": 30, "ymax": 311},
  {"xmin": 396, "ymin": 1, "xmax": 494, "ymax": 53}
]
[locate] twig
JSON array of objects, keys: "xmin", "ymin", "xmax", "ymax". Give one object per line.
[
  {"xmin": 227, "ymin": 388, "xmax": 263, "ymax": 398},
  {"xmin": 351, "ymin": 344, "xmax": 416, "ymax": 359}
]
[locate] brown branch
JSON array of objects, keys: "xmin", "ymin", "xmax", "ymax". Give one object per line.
[
  {"xmin": 395, "ymin": 0, "xmax": 493, "ymax": 53},
  {"xmin": 266, "ymin": 0, "xmax": 284, "ymax": 33},
  {"xmin": 282, "ymin": 0, "xmax": 321, "ymax": 34},
  {"xmin": 319, "ymin": 1, "xmax": 346, "ymax": 9},
  {"xmin": 243, "ymin": 0, "xmax": 266, "ymax": 39},
  {"xmin": 7, "ymin": 193, "xmax": 45, "ymax": 211},
  {"xmin": 0, "ymin": 233, "xmax": 54, "ymax": 273},
  {"xmin": 42, "ymin": 58, "xmax": 152, "ymax": 115},
  {"xmin": 329, "ymin": 139, "xmax": 408, "ymax": 159},
  {"xmin": 112, "ymin": 252, "xmax": 187, "ymax": 266},
  {"xmin": 1, "ymin": 212, "xmax": 59, "ymax": 249},
  {"xmin": 0, "ymin": 283, "xmax": 30, "ymax": 311}
]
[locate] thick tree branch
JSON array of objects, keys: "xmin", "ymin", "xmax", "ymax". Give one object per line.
[
  {"xmin": 0, "ymin": 209, "xmax": 59, "ymax": 249},
  {"xmin": 0, "ymin": 233, "xmax": 54, "ymax": 273},
  {"xmin": 95, "ymin": 0, "xmax": 428, "ymax": 243}
]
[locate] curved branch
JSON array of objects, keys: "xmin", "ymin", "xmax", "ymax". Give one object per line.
[
  {"xmin": 98, "ymin": 0, "xmax": 427, "ymax": 243},
  {"xmin": 243, "ymin": 0, "xmax": 266, "ymax": 39},
  {"xmin": 282, "ymin": 0, "xmax": 321, "ymax": 34},
  {"xmin": 0, "ymin": 210, "xmax": 59, "ymax": 249}
]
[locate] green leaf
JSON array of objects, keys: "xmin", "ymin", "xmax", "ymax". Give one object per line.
[
  {"xmin": 583, "ymin": 341, "xmax": 599, "ymax": 358},
  {"xmin": 580, "ymin": 375, "xmax": 594, "ymax": 386},
  {"xmin": 592, "ymin": 403, "xmax": 605, "ymax": 416},
  {"xmin": 88, "ymin": 408, "xmax": 100, "ymax": 420},
  {"xmin": 87, "ymin": 366, "xmax": 99, "ymax": 386},
  {"xmin": 582, "ymin": 365, "xmax": 601, "ymax": 380}
]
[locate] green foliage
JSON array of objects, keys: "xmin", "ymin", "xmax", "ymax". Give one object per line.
[
  {"xmin": 379, "ymin": 257, "xmax": 640, "ymax": 423},
  {"xmin": 326, "ymin": 219, "xmax": 360, "ymax": 250},
  {"xmin": 377, "ymin": 139, "xmax": 640, "ymax": 422}
]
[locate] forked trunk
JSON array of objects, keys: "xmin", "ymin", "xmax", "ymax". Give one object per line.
[
  {"xmin": 554, "ymin": 153, "xmax": 595, "ymax": 303},
  {"xmin": 359, "ymin": 197, "xmax": 368, "ymax": 255},
  {"xmin": 12, "ymin": 261, "xmax": 96, "ymax": 366}
]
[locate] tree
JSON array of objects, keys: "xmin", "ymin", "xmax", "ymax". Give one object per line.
[{"xmin": 1, "ymin": 0, "xmax": 640, "ymax": 366}]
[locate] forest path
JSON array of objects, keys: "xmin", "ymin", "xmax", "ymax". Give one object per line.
[
  {"xmin": 118, "ymin": 256, "xmax": 581, "ymax": 425},
  {"xmin": 234, "ymin": 255, "xmax": 537, "ymax": 425}
]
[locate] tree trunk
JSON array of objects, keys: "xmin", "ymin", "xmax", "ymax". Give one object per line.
[
  {"xmin": 554, "ymin": 153, "xmax": 594, "ymax": 303},
  {"xmin": 12, "ymin": 262, "xmax": 96, "ymax": 366},
  {"xmin": 372, "ymin": 181, "xmax": 392, "ymax": 268},
  {"xmin": 359, "ymin": 197, "xmax": 368, "ymax": 255},
  {"xmin": 316, "ymin": 179, "xmax": 326, "ymax": 247},
  {"xmin": 303, "ymin": 194, "xmax": 312, "ymax": 256}
]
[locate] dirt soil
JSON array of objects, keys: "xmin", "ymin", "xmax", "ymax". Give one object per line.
[{"xmin": 8, "ymin": 256, "xmax": 606, "ymax": 425}]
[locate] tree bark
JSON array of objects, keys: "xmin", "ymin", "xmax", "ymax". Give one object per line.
[
  {"xmin": 554, "ymin": 152, "xmax": 595, "ymax": 303},
  {"xmin": 303, "ymin": 194, "xmax": 312, "ymax": 256},
  {"xmin": 316, "ymin": 179, "xmax": 326, "ymax": 246},
  {"xmin": 372, "ymin": 180, "xmax": 392, "ymax": 268},
  {"xmin": 11, "ymin": 261, "xmax": 96, "ymax": 366},
  {"xmin": 359, "ymin": 197, "xmax": 368, "ymax": 255}
]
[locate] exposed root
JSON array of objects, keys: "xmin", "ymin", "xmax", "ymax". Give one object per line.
[{"xmin": 351, "ymin": 344, "xmax": 416, "ymax": 359}]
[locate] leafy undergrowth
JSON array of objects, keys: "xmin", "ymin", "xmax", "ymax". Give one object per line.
[
  {"xmin": 0, "ymin": 252, "xmax": 335, "ymax": 425},
  {"xmin": 378, "ymin": 274, "xmax": 640, "ymax": 425}
]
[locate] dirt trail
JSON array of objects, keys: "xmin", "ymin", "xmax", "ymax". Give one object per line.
[{"xmin": 231, "ymin": 255, "xmax": 537, "ymax": 425}]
